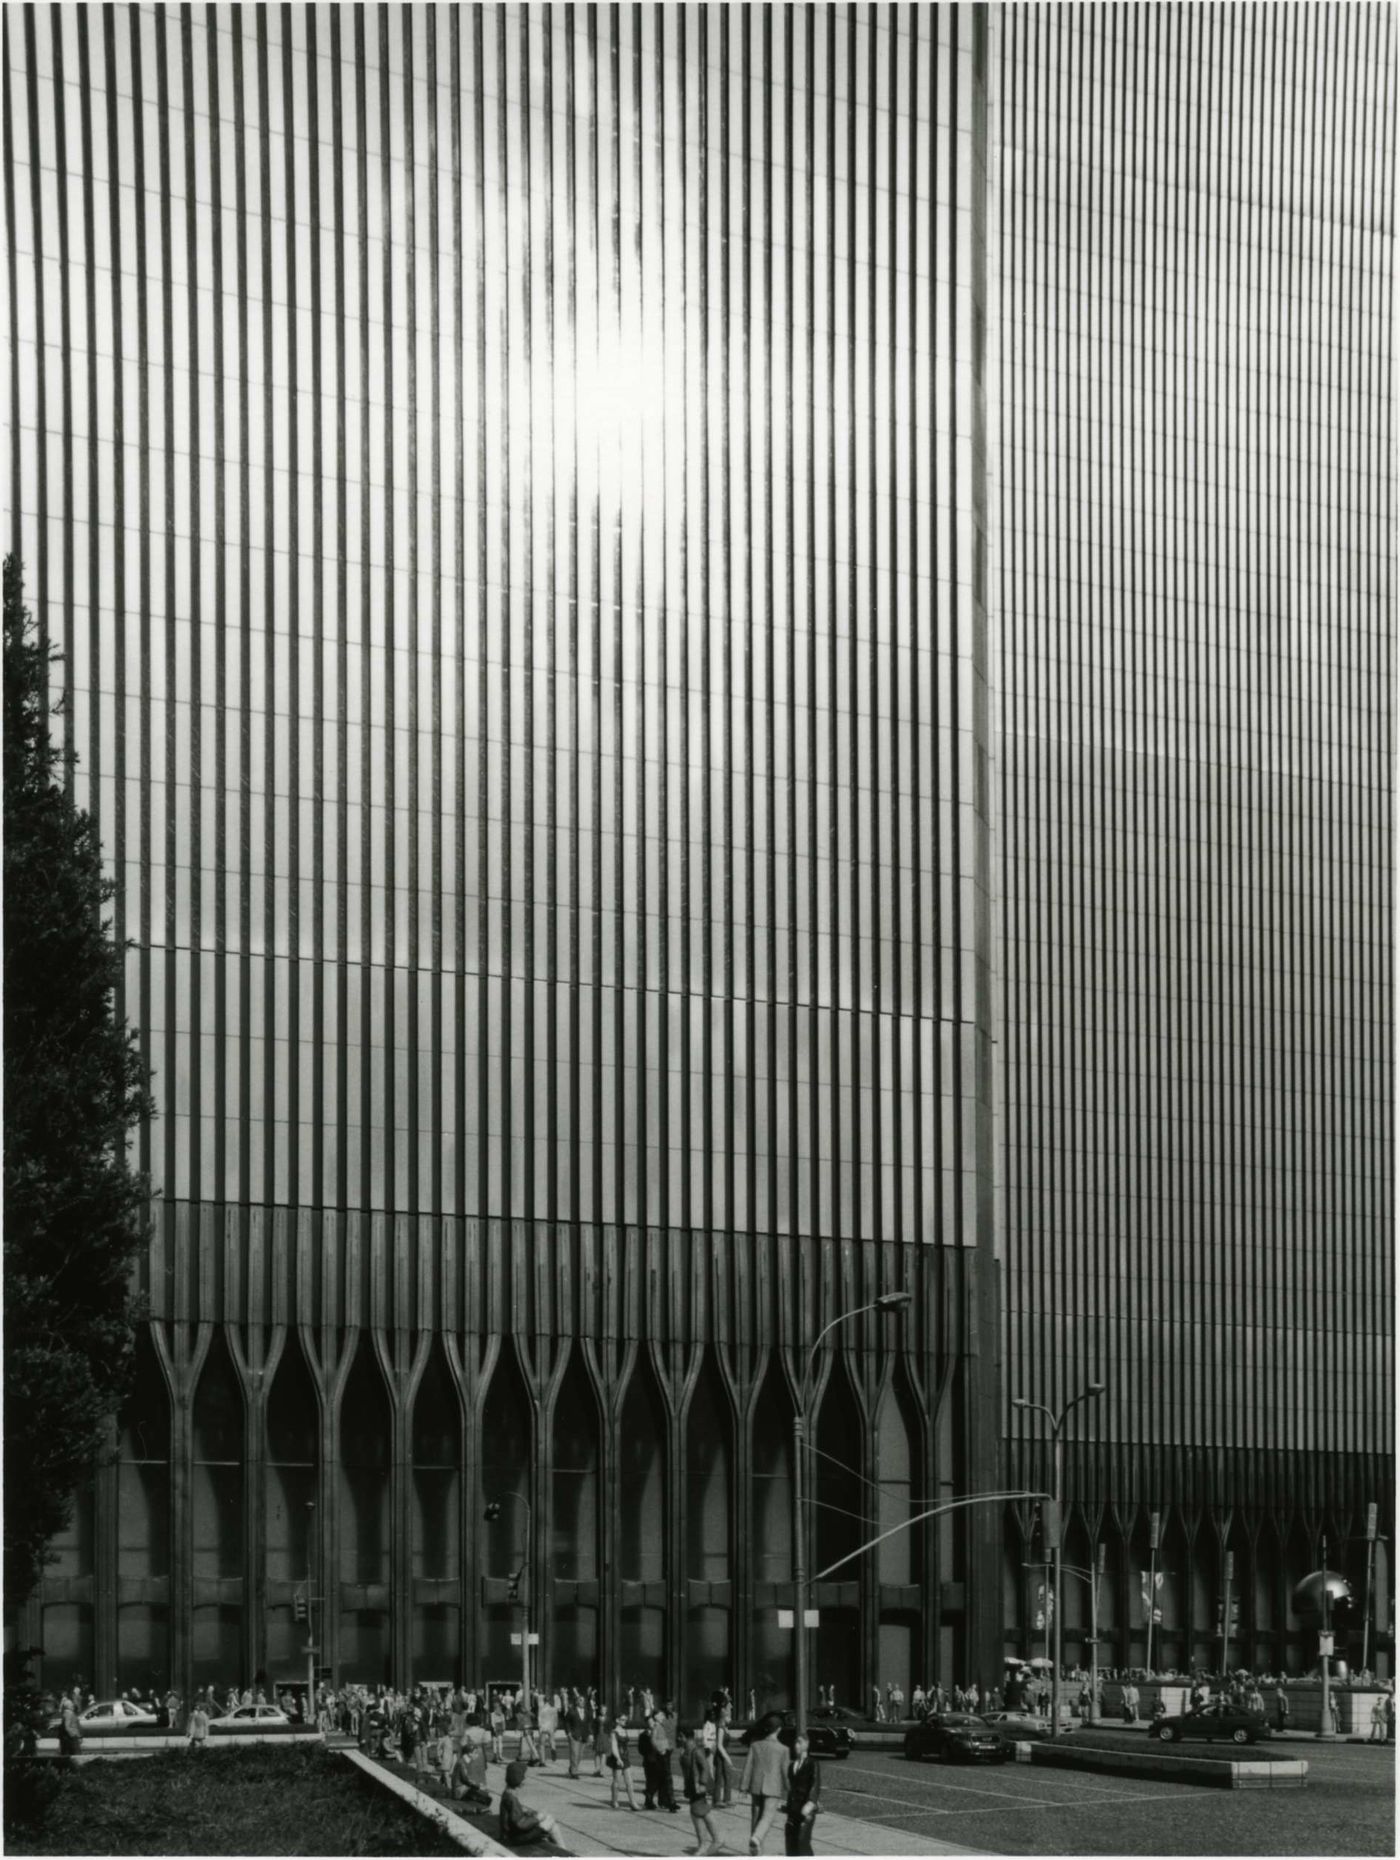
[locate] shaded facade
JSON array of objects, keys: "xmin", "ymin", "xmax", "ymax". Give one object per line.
[
  {"xmin": 991, "ymin": 4, "xmax": 1394, "ymax": 1671},
  {"xmin": 2, "ymin": 0, "xmax": 1392, "ymax": 1705},
  {"xmin": 4, "ymin": 2, "xmax": 1001, "ymax": 1704}
]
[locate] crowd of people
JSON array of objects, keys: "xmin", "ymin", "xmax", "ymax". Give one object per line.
[{"xmin": 43, "ymin": 1676, "xmax": 822, "ymax": 1856}]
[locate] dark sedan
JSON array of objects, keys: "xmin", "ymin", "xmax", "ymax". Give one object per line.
[
  {"xmin": 904, "ymin": 1712, "xmax": 1011, "ymax": 1764},
  {"xmin": 743, "ymin": 1712, "xmax": 854, "ymax": 1759},
  {"xmin": 1152, "ymin": 1701, "xmax": 1270, "ymax": 1746}
]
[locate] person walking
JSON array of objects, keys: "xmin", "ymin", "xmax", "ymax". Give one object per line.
[
  {"xmin": 740, "ymin": 1712, "xmax": 788, "ymax": 1856},
  {"xmin": 650, "ymin": 1705, "xmax": 680, "ymax": 1811},
  {"xmin": 1369, "ymin": 1694, "xmax": 1388, "ymax": 1744},
  {"xmin": 607, "ymin": 1713, "xmax": 639, "ymax": 1811},
  {"xmin": 564, "ymin": 1691, "xmax": 589, "ymax": 1778},
  {"xmin": 489, "ymin": 1694, "xmax": 507, "ymax": 1763},
  {"xmin": 678, "ymin": 1722, "xmax": 721, "ymax": 1856},
  {"xmin": 536, "ymin": 1692, "xmax": 559, "ymax": 1765},
  {"xmin": 1274, "ymin": 1684, "xmax": 1290, "ymax": 1734},
  {"xmin": 782, "ymin": 1729, "xmax": 822, "ymax": 1858},
  {"xmin": 186, "ymin": 1699, "xmax": 210, "ymax": 1752},
  {"xmin": 713, "ymin": 1702, "xmax": 735, "ymax": 1806}
]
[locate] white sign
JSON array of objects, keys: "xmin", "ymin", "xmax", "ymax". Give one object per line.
[
  {"xmin": 511, "ymin": 1632, "xmax": 522, "ymax": 1646},
  {"xmin": 1318, "ymin": 1632, "xmax": 1334, "ymax": 1656},
  {"xmin": 779, "ymin": 1608, "xmax": 821, "ymax": 1627},
  {"xmin": 778, "ymin": 1609, "xmax": 794, "ymax": 1628},
  {"xmin": 528, "ymin": 1633, "xmax": 540, "ymax": 1645}
]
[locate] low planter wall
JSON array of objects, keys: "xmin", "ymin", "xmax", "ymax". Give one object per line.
[{"xmin": 1018, "ymin": 1739, "xmax": 1309, "ymax": 1791}]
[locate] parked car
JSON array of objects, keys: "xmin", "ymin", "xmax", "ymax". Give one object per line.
[
  {"xmin": 1152, "ymin": 1701, "xmax": 1269, "ymax": 1746},
  {"xmin": 210, "ymin": 1703, "xmax": 292, "ymax": 1732},
  {"xmin": 904, "ymin": 1713, "xmax": 1011, "ymax": 1764},
  {"xmin": 742, "ymin": 1712, "xmax": 854, "ymax": 1760},
  {"xmin": 49, "ymin": 1699, "xmax": 160, "ymax": 1734},
  {"xmin": 789, "ymin": 1711, "xmax": 854, "ymax": 1759},
  {"xmin": 982, "ymin": 1709, "xmax": 1067, "ymax": 1742}
]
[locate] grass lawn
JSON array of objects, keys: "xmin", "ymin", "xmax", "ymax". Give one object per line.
[{"xmin": 5, "ymin": 1743, "xmax": 465, "ymax": 1856}]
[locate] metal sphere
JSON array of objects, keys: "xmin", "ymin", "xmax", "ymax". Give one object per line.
[{"xmin": 1290, "ymin": 1569, "xmax": 1354, "ymax": 1615}]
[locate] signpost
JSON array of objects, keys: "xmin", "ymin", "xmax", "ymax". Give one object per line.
[{"xmin": 1362, "ymin": 1502, "xmax": 1379, "ymax": 1674}]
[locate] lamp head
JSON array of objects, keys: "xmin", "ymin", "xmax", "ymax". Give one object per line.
[
  {"xmin": 1011, "ymin": 1397, "xmax": 1028, "ymax": 1409},
  {"xmin": 1086, "ymin": 1382, "xmax": 1106, "ymax": 1396},
  {"xmin": 876, "ymin": 1291, "xmax": 913, "ymax": 1311},
  {"xmin": 484, "ymin": 1501, "xmax": 502, "ymax": 1523}
]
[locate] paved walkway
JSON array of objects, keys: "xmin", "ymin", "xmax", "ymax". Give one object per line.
[{"xmin": 453, "ymin": 1761, "xmax": 984, "ymax": 1858}]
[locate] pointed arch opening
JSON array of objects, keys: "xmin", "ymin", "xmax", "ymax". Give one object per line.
[
  {"xmin": 116, "ymin": 1332, "xmax": 170, "ymax": 1687},
  {"xmin": 813, "ymin": 1356, "xmax": 863, "ymax": 1709},
  {"xmin": 192, "ymin": 1329, "xmax": 245, "ymax": 1686},
  {"xmin": 265, "ymin": 1335, "xmax": 319, "ymax": 1675},
  {"xmin": 619, "ymin": 1353, "xmax": 668, "ymax": 1687},
  {"xmin": 481, "ymin": 1347, "xmax": 533, "ymax": 1688},
  {"xmin": 876, "ymin": 1371, "xmax": 921, "ymax": 1702},
  {"xmin": 412, "ymin": 1338, "xmax": 463, "ymax": 1675},
  {"xmin": 552, "ymin": 1349, "xmax": 601, "ymax": 1684},
  {"xmin": 338, "ymin": 1337, "xmax": 391, "ymax": 1683},
  {"xmin": 684, "ymin": 1353, "xmax": 733, "ymax": 1705},
  {"xmin": 751, "ymin": 1358, "xmax": 795, "ymax": 1711}
]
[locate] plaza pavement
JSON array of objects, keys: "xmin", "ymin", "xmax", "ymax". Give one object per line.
[{"xmin": 441, "ymin": 1758, "xmax": 985, "ymax": 1858}]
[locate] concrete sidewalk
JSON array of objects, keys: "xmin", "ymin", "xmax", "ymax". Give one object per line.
[{"xmin": 499, "ymin": 1763, "xmax": 983, "ymax": 1858}]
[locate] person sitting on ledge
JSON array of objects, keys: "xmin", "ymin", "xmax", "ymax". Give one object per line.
[{"xmin": 498, "ymin": 1758, "xmax": 559, "ymax": 1848}]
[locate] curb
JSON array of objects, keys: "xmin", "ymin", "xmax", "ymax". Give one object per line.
[{"xmin": 342, "ymin": 1748, "xmax": 514, "ymax": 1857}]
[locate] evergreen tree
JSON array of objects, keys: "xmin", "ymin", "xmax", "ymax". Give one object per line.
[{"xmin": 3, "ymin": 556, "xmax": 154, "ymax": 1605}]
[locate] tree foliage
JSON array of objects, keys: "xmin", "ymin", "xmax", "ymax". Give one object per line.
[{"xmin": 3, "ymin": 556, "xmax": 155, "ymax": 1605}]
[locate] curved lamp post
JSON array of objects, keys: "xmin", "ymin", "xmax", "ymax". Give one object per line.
[
  {"xmin": 1011, "ymin": 1382, "xmax": 1105, "ymax": 1738},
  {"xmin": 794, "ymin": 1291, "xmax": 912, "ymax": 1734},
  {"xmin": 485, "ymin": 1490, "xmax": 532, "ymax": 1713}
]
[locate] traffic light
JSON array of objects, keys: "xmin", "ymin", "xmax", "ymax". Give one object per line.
[
  {"xmin": 507, "ymin": 1569, "xmax": 521, "ymax": 1603},
  {"xmin": 293, "ymin": 1590, "xmax": 308, "ymax": 1624},
  {"xmin": 484, "ymin": 1502, "xmax": 502, "ymax": 1523}
]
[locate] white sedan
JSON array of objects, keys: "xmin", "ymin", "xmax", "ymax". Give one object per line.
[
  {"xmin": 210, "ymin": 1703, "xmax": 292, "ymax": 1731},
  {"xmin": 61, "ymin": 1699, "xmax": 161, "ymax": 1733}
]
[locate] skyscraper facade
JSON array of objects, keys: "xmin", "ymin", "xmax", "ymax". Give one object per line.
[
  {"xmin": 992, "ymin": 3, "xmax": 1393, "ymax": 1671},
  {"xmin": 2, "ymin": 1, "xmax": 1390, "ymax": 1706}
]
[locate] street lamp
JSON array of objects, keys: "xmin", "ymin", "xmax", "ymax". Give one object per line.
[
  {"xmin": 793, "ymin": 1290, "xmax": 912, "ymax": 1735},
  {"xmin": 1011, "ymin": 1382, "xmax": 1105, "ymax": 1739},
  {"xmin": 485, "ymin": 1492, "xmax": 532, "ymax": 1717}
]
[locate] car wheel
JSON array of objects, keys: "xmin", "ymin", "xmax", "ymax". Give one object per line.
[
  {"xmin": 1231, "ymin": 1728, "xmax": 1251, "ymax": 1745},
  {"xmin": 1154, "ymin": 1725, "xmax": 1177, "ymax": 1743}
]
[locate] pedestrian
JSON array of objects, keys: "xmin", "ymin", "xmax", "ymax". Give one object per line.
[
  {"xmin": 740, "ymin": 1711, "xmax": 788, "ymax": 1856},
  {"xmin": 186, "ymin": 1699, "xmax": 210, "ymax": 1751},
  {"xmin": 713, "ymin": 1703, "xmax": 735, "ymax": 1806},
  {"xmin": 564, "ymin": 1691, "xmax": 589, "ymax": 1777},
  {"xmin": 57, "ymin": 1693, "xmax": 83, "ymax": 1757},
  {"xmin": 647, "ymin": 1706, "xmax": 679, "ymax": 1811},
  {"xmin": 489, "ymin": 1693, "xmax": 507, "ymax": 1763},
  {"xmin": 679, "ymin": 1722, "xmax": 721, "ymax": 1856},
  {"xmin": 517, "ymin": 1693, "xmax": 541, "ymax": 1765},
  {"xmin": 1370, "ymin": 1695, "xmax": 1387, "ymax": 1743},
  {"xmin": 608, "ymin": 1712, "xmax": 639, "ymax": 1811},
  {"xmin": 498, "ymin": 1758, "xmax": 560, "ymax": 1847},
  {"xmin": 872, "ymin": 1683, "xmax": 884, "ymax": 1723},
  {"xmin": 782, "ymin": 1729, "xmax": 822, "ymax": 1858},
  {"xmin": 451, "ymin": 1718, "xmax": 492, "ymax": 1807},
  {"xmin": 1274, "ymin": 1684, "xmax": 1290, "ymax": 1734},
  {"xmin": 536, "ymin": 1691, "xmax": 558, "ymax": 1765}
]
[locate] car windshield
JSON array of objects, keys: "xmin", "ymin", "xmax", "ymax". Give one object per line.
[{"xmin": 943, "ymin": 1715, "xmax": 986, "ymax": 1729}]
